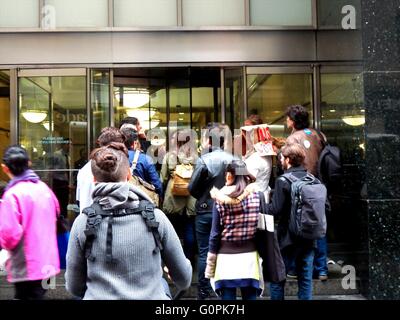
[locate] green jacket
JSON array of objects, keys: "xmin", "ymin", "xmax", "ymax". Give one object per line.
[{"xmin": 161, "ymin": 152, "xmax": 197, "ymax": 216}]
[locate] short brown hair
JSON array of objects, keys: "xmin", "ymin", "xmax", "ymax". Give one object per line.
[
  {"xmin": 97, "ymin": 127, "xmax": 125, "ymax": 147},
  {"xmin": 90, "ymin": 142, "xmax": 129, "ymax": 182},
  {"xmin": 281, "ymin": 143, "xmax": 306, "ymax": 167}
]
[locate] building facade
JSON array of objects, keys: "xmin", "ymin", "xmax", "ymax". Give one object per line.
[{"xmin": 2, "ymin": 0, "xmax": 393, "ymax": 299}]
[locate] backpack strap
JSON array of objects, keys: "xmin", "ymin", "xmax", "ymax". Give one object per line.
[
  {"xmin": 281, "ymin": 172, "xmax": 299, "ymax": 184},
  {"xmin": 82, "ymin": 204, "xmax": 107, "ymax": 262},
  {"xmin": 86, "ymin": 202, "xmax": 117, "ymax": 264},
  {"xmin": 82, "ymin": 200, "xmax": 163, "ymax": 263},
  {"xmin": 131, "ymin": 200, "xmax": 164, "ymax": 254},
  {"xmin": 316, "ymin": 130, "xmax": 327, "ymax": 148},
  {"xmin": 131, "ymin": 150, "xmax": 140, "ymax": 172}
]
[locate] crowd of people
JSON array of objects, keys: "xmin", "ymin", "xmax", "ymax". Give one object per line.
[{"xmin": 0, "ymin": 105, "xmax": 336, "ymax": 300}]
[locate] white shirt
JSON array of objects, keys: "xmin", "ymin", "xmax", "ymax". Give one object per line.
[{"xmin": 76, "ymin": 161, "xmax": 95, "ymax": 214}]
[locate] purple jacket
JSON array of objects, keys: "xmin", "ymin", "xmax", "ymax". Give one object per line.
[{"xmin": 0, "ymin": 170, "xmax": 60, "ymax": 283}]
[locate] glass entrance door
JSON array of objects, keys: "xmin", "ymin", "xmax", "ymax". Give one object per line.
[
  {"xmin": 18, "ymin": 68, "xmax": 87, "ymax": 220},
  {"xmin": 113, "ymin": 67, "xmax": 221, "ymax": 164}
]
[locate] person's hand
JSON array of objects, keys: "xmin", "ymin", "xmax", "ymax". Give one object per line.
[
  {"xmin": 205, "ymin": 252, "xmax": 217, "ymax": 279},
  {"xmin": 163, "ymin": 266, "xmax": 172, "ymax": 281}
]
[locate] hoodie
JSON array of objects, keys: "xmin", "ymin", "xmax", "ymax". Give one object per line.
[
  {"xmin": 0, "ymin": 169, "xmax": 60, "ymax": 283},
  {"xmin": 65, "ymin": 182, "xmax": 192, "ymax": 300}
]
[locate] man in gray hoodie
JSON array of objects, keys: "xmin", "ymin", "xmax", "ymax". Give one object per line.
[{"xmin": 65, "ymin": 142, "xmax": 192, "ymax": 300}]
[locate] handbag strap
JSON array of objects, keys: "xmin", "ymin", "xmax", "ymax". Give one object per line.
[{"xmin": 258, "ymin": 191, "xmax": 267, "ymax": 214}]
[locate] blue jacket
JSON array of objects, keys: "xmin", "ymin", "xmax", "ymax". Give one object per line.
[{"xmin": 128, "ymin": 150, "xmax": 163, "ymax": 197}]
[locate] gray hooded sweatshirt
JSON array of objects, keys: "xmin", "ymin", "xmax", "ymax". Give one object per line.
[{"xmin": 65, "ymin": 182, "xmax": 192, "ymax": 300}]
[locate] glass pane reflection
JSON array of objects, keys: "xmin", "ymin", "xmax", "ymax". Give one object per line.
[
  {"xmin": 246, "ymin": 73, "xmax": 313, "ymax": 138},
  {"xmin": 18, "ymin": 75, "xmax": 87, "ymax": 219}
]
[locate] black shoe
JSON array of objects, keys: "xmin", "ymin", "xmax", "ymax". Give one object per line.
[
  {"xmin": 197, "ymin": 287, "xmax": 215, "ymax": 300},
  {"xmin": 319, "ymin": 274, "xmax": 328, "ymax": 281},
  {"xmin": 197, "ymin": 288, "xmax": 209, "ymax": 300}
]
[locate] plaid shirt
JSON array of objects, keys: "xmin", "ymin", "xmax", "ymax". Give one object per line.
[{"xmin": 216, "ymin": 192, "xmax": 260, "ymax": 242}]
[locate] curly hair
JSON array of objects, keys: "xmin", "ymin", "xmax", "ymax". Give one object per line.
[{"xmin": 286, "ymin": 105, "xmax": 310, "ymax": 130}]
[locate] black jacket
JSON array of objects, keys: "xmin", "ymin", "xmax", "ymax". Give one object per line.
[
  {"xmin": 266, "ymin": 166, "xmax": 315, "ymax": 250},
  {"xmin": 188, "ymin": 147, "xmax": 235, "ymax": 214}
]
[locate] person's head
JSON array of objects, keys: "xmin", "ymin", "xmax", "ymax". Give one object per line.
[
  {"xmin": 79, "ymin": 148, "xmax": 86, "ymax": 159},
  {"xmin": 280, "ymin": 143, "xmax": 306, "ymax": 170},
  {"xmin": 90, "ymin": 142, "xmax": 130, "ymax": 183},
  {"xmin": 225, "ymin": 160, "xmax": 256, "ymax": 198},
  {"xmin": 119, "ymin": 117, "xmax": 142, "ymax": 133},
  {"xmin": 120, "ymin": 126, "xmax": 139, "ymax": 151},
  {"xmin": 203, "ymin": 122, "xmax": 230, "ymax": 151},
  {"xmin": 285, "ymin": 105, "xmax": 310, "ymax": 131},
  {"xmin": 97, "ymin": 127, "xmax": 125, "ymax": 147},
  {"xmin": 60, "ymin": 139, "xmax": 71, "ymax": 153},
  {"xmin": 244, "ymin": 114, "xmax": 263, "ymax": 126},
  {"xmin": 2, "ymin": 145, "xmax": 30, "ymax": 178}
]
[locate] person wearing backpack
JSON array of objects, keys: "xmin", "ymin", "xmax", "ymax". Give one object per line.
[
  {"xmin": 161, "ymin": 129, "xmax": 198, "ymax": 266},
  {"xmin": 265, "ymin": 143, "xmax": 327, "ymax": 300},
  {"xmin": 119, "ymin": 116, "xmax": 151, "ymax": 153},
  {"xmin": 65, "ymin": 142, "xmax": 192, "ymax": 300},
  {"xmin": 285, "ymin": 105, "xmax": 331, "ymax": 281},
  {"xmin": 0, "ymin": 146, "xmax": 60, "ymax": 300}
]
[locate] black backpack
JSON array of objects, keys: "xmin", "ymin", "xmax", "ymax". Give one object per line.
[
  {"xmin": 316, "ymin": 131, "xmax": 343, "ymax": 193},
  {"xmin": 82, "ymin": 200, "xmax": 188, "ymax": 300},
  {"xmin": 283, "ymin": 172, "xmax": 327, "ymax": 240},
  {"xmin": 82, "ymin": 200, "xmax": 163, "ymax": 264}
]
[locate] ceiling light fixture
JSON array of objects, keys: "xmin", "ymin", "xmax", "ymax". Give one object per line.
[
  {"xmin": 116, "ymin": 89, "xmax": 150, "ymax": 109},
  {"xmin": 342, "ymin": 115, "xmax": 365, "ymax": 126},
  {"xmin": 21, "ymin": 110, "xmax": 47, "ymax": 123}
]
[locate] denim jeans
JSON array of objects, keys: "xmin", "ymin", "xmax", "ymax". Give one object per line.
[
  {"xmin": 195, "ymin": 212, "xmax": 213, "ymax": 293},
  {"xmin": 313, "ymin": 236, "xmax": 328, "ymax": 277},
  {"xmin": 270, "ymin": 244, "xmax": 315, "ymax": 300},
  {"xmin": 168, "ymin": 214, "xmax": 197, "ymax": 264},
  {"xmin": 220, "ymin": 287, "xmax": 258, "ymax": 300}
]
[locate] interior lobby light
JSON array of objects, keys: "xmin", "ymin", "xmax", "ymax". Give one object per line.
[
  {"xmin": 21, "ymin": 110, "xmax": 47, "ymax": 123},
  {"xmin": 117, "ymin": 90, "xmax": 150, "ymax": 109},
  {"xmin": 342, "ymin": 115, "xmax": 365, "ymax": 126},
  {"xmin": 126, "ymin": 109, "xmax": 159, "ymax": 130},
  {"xmin": 42, "ymin": 121, "xmax": 53, "ymax": 131}
]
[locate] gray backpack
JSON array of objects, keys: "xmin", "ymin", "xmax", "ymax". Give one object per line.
[{"xmin": 283, "ymin": 172, "xmax": 327, "ymax": 240}]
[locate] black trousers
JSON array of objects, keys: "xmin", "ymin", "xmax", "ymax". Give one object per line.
[{"xmin": 14, "ymin": 280, "xmax": 47, "ymax": 300}]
